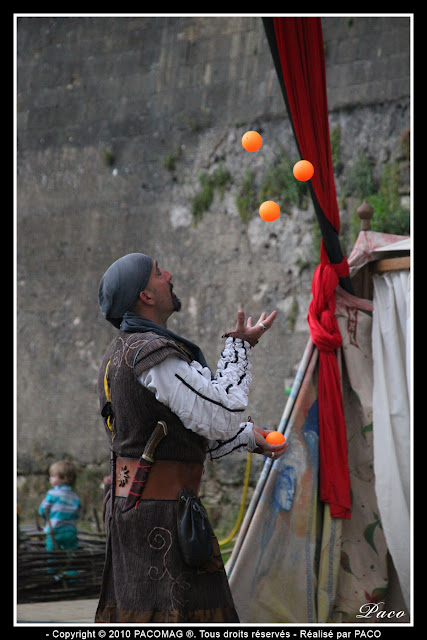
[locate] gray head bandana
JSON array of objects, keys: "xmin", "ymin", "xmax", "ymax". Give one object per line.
[{"xmin": 98, "ymin": 253, "xmax": 153, "ymax": 328}]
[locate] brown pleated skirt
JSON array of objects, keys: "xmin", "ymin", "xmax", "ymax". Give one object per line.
[{"xmin": 95, "ymin": 495, "xmax": 239, "ymax": 623}]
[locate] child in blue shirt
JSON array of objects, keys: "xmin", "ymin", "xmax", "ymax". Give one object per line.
[{"xmin": 39, "ymin": 460, "xmax": 81, "ymax": 551}]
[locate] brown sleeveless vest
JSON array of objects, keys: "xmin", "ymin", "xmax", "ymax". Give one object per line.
[{"xmin": 98, "ymin": 331, "xmax": 207, "ymax": 463}]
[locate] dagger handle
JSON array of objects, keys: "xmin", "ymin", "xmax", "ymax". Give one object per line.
[{"xmin": 142, "ymin": 420, "xmax": 168, "ymax": 462}]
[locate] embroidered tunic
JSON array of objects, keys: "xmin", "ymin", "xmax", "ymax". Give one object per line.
[{"xmin": 95, "ymin": 331, "xmax": 255, "ymax": 623}]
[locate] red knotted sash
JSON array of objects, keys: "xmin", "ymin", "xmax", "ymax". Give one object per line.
[{"xmin": 308, "ymin": 253, "xmax": 351, "ymax": 519}]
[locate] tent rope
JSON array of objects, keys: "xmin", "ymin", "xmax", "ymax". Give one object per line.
[{"xmin": 218, "ymin": 452, "xmax": 252, "ymax": 546}]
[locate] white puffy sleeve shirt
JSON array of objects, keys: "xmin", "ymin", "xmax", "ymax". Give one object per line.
[{"xmin": 137, "ymin": 337, "xmax": 256, "ymax": 459}]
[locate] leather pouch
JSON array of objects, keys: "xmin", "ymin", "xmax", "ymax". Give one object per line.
[{"xmin": 177, "ymin": 487, "xmax": 213, "ymax": 568}]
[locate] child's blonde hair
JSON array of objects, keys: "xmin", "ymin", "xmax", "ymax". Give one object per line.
[{"xmin": 49, "ymin": 460, "xmax": 77, "ymax": 486}]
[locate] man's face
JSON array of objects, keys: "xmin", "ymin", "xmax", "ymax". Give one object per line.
[{"xmin": 146, "ymin": 260, "xmax": 181, "ymax": 316}]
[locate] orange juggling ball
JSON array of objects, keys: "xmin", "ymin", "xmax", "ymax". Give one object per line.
[
  {"xmin": 259, "ymin": 200, "xmax": 280, "ymax": 222},
  {"xmin": 266, "ymin": 431, "xmax": 286, "ymax": 445},
  {"xmin": 293, "ymin": 160, "xmax": 314, "ymax": 182},
  {"xmin": 242, "ymin": 130, "xmax": 263, "ymax": 152}
]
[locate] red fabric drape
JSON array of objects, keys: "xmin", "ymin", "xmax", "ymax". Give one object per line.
[
  {"xmin": 307, "ymin": 261, "xmax": 351, "ymax": 519},
  {"xmin": 273, "ymin": 17, "xmax": 340, "ymax": 235},
  {"xmin": 273, "ymin": 17, "xmax": 351, "ymax": 519}
]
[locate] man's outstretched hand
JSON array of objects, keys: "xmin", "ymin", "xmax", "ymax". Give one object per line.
[{"xmin": 223, "ymin": 310, "xmax": 278, "ymax": 347}]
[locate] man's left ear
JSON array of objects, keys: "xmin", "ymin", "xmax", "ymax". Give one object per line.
[{"xmin": 139, "ymin": 290, "xmax": 154, "ymax": 305}]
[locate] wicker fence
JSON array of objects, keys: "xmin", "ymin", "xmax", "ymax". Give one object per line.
[{"xmin": 17, "ymin": 528, "xmax": 106, "ymax": 603}]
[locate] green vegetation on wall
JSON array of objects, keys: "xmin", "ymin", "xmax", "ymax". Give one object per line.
[
  {"xmin": 181, "ymin": 132, "xmax": 409, "ymax": 244},
  {"xmin": 190, "ymin": 147, "xmax": 311, "ymax": 224},
  {"xmin": 236, "ymin": 169, "xmax": 257, "ymax": 223},
  {"xmin": 258, "ymin": 147, "xmax": 308, "ymax": 212},
  {"xmin": 191, "ymin": 166, "xmax": 232, "ymax": 225},
  {"xmin": 345, "ymin": 152, "xmax": 410, "ymax": 239}
]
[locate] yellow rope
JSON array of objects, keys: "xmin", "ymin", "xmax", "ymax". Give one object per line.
[
  {"xmin": 103, "ymin": 359, "xmax": 113, "ymax": 433},
  {"xmin": 218, "ymin": 452, "xmax": 252, "ymax": 546}
]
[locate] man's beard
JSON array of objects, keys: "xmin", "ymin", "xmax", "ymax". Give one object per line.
[{"xmin": 170, "ymin": 284, "xmax": 182, "ymax": 312}]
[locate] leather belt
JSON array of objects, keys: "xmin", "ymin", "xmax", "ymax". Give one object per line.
[{"xmin": 115, "ymin": 457, "xmax": 203, "ymax": 500}]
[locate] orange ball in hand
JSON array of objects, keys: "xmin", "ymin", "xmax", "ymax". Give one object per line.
[
  {"xmin": 293, "ymin": 160, "xmax": 314, "ymax": 181},
  {"xmin": 265, "ymin": 431, "xmax": 286, "ymax": 445},
  {"xmin": 242, "ymin": 130, "xmax": 263, "ymax": 152},
  {"xmin": 259, "ymin": 200, "xmax": 280, "ymax": 222}
]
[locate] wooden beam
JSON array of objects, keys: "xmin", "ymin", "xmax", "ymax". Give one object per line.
[{"xmin": 373, "ymin": 256, "xmax": 410, "ymax": 273}]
